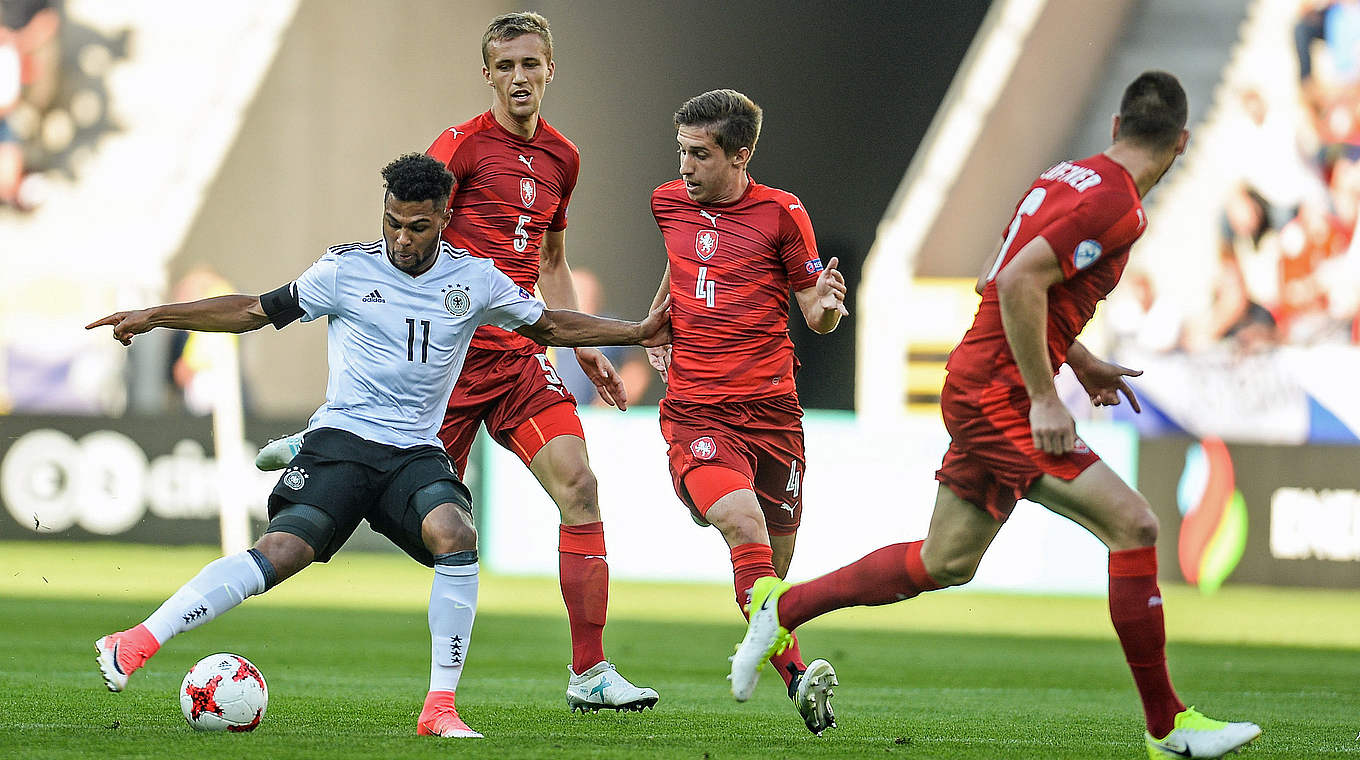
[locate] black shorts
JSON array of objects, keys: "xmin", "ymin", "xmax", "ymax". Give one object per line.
[{"xmin": 267, "ymin": 427, "xmax": 472, "ymax": 566}]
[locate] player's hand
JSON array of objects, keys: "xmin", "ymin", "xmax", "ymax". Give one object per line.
[
  {"xmin": 86, "ymin": 309, "xmax": 154, "ymax": 346},
  {"xmin": 816, "ymin": 257, "xmax": 850, "ymax": 316},
  {"xmin": 646, "ymin": 344, "xmax": 672, "ymax": 384},
  {"xmin": 1029, "ymin": 395, "xmax": 1077, "ymax": 455},
  {"xmin": 637, "ymin": 294, "xmax": 671, "ymax": 348},
  {"xmin": 575, "ymin": 348, "xmax": 627, "ymax": 411},
  {"xmin": 1070, "ymin": 356, "xmax": 1142, "ymax": 413}
]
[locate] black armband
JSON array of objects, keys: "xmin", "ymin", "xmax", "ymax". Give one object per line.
[{"xmin": 259, "ymin": 283, "xmax": 305, "ymax": 329}]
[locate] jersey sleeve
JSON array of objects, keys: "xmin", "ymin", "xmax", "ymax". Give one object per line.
[
  {"xmin": 482, "ymin": 265, "xmax": 546, "ymax": 331},
  {"xmin": 548, "ymin": 150, "xmax": 580, "ymax": 231},
  {"xmin": 290, "ymin": 252, "xmax": 341, "ymax": 322},
  {"xmin": 777, "ymin": 197, "xmax": 823, "ymax": 291},
  {"xmin": 1036, "ymin": 189, "xmax": 1141, "ymax": 280}
]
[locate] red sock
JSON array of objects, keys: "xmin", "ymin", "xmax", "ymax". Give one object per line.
[
  {"xmin": 770, "ymin": 634, "xmax": 806, "ymax": 689},
  {"xmin": 730, "ymin": 543, "xmax": 804, "ymax": 687},
  {"xmin": 778, "ymin": 541, "xmax": 938, "ymax": 631},
  {"xmin": 1109, "ymin": 546, "xmax": 1185, "ymax": 738},
  {"xmin": 559, "ymin": 522, "xmax": 608, "ymax": 673}
]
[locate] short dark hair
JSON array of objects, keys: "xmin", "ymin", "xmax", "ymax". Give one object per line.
[
  {"xmin": 482, "ymin": 11, "xmax": 553, "ymax": 66},
  {"xmin": 1118, "ymin": 70, "xmax": 1188, "ymax": 150},
  {"xmin": 674, "ymin": 89, "xmax": 763, "ymax": 156},
  {"xmin": 381, "ymin": 153, "xmax": 454, "ymax": 208}
]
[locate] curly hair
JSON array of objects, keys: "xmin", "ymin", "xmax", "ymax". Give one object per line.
[
  {"xmin": 674, "ymin": 89, "xmax": 763, "ymax": 157},
  {"xmin": 482, "ymin": 11, "xmax": 553, "ymax": 66},
  {"xmin": 380, "ymin": 153, "xmax": 454, "ymax": 208}
]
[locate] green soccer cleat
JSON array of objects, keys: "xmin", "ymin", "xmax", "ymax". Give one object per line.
[
  {"xmin": 729, "ymin": 575, "xmax": 793, "ymax": 702},
  {"xmin": 1145, "ymin": 707, "xmax": 1261, "ymax": 759}
]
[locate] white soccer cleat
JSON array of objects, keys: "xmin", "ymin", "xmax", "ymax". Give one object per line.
[
  {"xmin": 1145, "ymin": 707, "xmax": 1261, "ymax": 759},
  {"xmin": 729, "ymin": 575, "xmax": 793, "ymax": 702},
  {"xmin": 94, "ymin": 636, "xmax": 130, "ymax": 692},
  {"xmin": 565, "ymin": 661, "xmax": 659, "ymax": 712},
  {"xmin": 254, "ymin": 432, "xmax": 304, "ymax": 471},
  {"xmin": 792, "ymin": 658, "xmax": 838, "ymax": 736}
]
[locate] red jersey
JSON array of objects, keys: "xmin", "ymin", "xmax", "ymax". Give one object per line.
[
  {"xmin": 426, "ymin": 111, "xmax": 580, "ymax": 352},
  {"xmin": 947, "ymin": 153, "xmax": 1147, "ymax": 385},
  {"xmin": 652, "ymin": 177, "xmax": 823, "ymax": 403}
]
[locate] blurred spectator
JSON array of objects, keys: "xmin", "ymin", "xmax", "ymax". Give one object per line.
[
  {"xmin": 551, "ymin": 269, "xmax": 652, "ymax": 407},
  {"xmin": 1186, "ymin": 230, "xmax": 1279, "ymax": 353},
  {"xmin": 0, "ymin": 0, "xmax": 58, "ymax": 211},
  {"xmin": 1277, "ymin": 197, "xmax": 1352, "ymax": 342},
  {"xmin": 1224, "ymin": 87, "xmax": 1320, "ymax": 230}
]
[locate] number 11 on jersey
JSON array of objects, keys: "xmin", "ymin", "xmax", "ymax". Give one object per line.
[{"xmin": 695, "ymin": 266, "xmax": 716, "ymax": 308}]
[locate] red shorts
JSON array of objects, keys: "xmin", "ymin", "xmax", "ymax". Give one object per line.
[
  {"xmin": 439, "ymin": 346, "xmax": 582, "ymax": 476},
  {"xmin": 935, "ymin": 376, "xmax": 1100, "ymax": 521},
  {"xmin": 658, "ymin": 394, "xmax": 806, "ymax": 536}
]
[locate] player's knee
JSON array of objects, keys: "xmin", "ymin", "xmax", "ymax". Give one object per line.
[
  {"xmin": 420, "ymin": 502, "xmax": 478, "ymax": 555},
  {"xmin": 1125, "ymin": 505, "xmax": 1159, "ymax": 548},
  {"xmin": 711, "ymin": 508, "xmax": 767, "ymax": 546},
  {"xmin": 931, "ymin": 561, "xmax": 978, "ymax": 588},
  {"xmin": 551, "ymin": 463, "xmax": 600, "ymax": 522},
  {"xmin": 928, "ymin": 551, "xmax": 983, "ymax": 588},
  {"xmin": 253, "ymin": 530, "xmax": 314, "ymax": 582},
  {"xmin": 1105, "ymin": 491, "xmax": 1158, "ymax": 549}
]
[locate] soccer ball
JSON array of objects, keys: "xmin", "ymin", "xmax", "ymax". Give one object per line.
[{"xmin": 179, "ymin": 653, "xmax": 268, "ymax": 732}]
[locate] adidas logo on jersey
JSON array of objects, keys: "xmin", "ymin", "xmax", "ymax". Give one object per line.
[{"xmin": 361, "ymin": 290, "xmax": 386, "ymax": 303}]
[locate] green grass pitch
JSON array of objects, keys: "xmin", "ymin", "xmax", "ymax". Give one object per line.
[{"xmin": 1, "ymin": 542, "xmax": 1357, "ymax": 759}]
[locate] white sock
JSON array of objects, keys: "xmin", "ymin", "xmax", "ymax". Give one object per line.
[
  {"xmin": 141, "ymin": 551, "xmax": 267, "ymax": 644},
  {"xmin": 429, "ymin": 562, "xmax": 478, "ymax": 693}
]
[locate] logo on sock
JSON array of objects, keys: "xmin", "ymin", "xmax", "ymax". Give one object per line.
[
  {"xmin": 449, "ymin": 635, "xmax": 463, "ymax": 666},
  {"xmin": 182, "ymin": 605, "xmax": 208, "ymax": 625},
  {"xmin": 282, "ymin": 466, "xmax": 309, "ymax": 491},
  {"xmin": 1147, "ymin": 595, "xmax": 1163, "ymax": 608}
]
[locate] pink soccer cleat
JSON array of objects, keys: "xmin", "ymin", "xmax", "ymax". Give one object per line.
[
  {"xmin": 94, "ymin": 625, "xmax": 160, "ymax": 692},
  {"xmin": 416, "ymin": 690, "xmax": 483, "ymax": 738}
]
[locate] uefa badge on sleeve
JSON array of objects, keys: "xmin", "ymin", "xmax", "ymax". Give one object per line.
[{"xmin": 1073, "ymin": 239, "xmax": 1102, "ymax": 270}]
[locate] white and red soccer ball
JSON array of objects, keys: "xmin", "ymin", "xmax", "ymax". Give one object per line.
[{"xmin": 179, "ymin": 653, "xmax": 268, "ymax": 732}]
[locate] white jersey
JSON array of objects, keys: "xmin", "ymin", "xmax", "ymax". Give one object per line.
[{"xmin": 282, "ymin": 238, "xmax": 544, "ymax": 448}]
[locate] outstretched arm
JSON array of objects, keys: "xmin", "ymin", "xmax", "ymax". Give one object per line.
[
  {"xmin": 536, "ymin": 229, "xmax": 628, "ymax": 409},
  {"xmin": 793, "ymin": 256, "xmax": 849, "ymax": 334},
  {"xmin": 86, "ymin": 295, "xmax": 271, "ymax": 345},
  {"xmin": 516, "ymin": 295, "xmax": 671, "ymax": 349}
]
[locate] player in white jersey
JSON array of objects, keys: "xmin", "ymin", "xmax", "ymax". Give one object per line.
[{"xmin": 86, "ymin": 153, "xmax": 670, "ymax": 738}]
